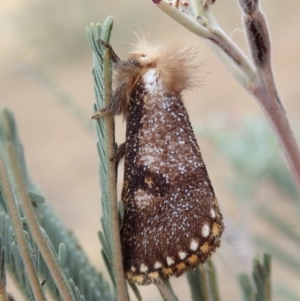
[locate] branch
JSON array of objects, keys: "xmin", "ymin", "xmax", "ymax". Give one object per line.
[
  {"xmin": 86, "ymin": 18, "xmax": 129, "ymax": 301},
  {"xmin": 0, "ymin": 151, "xmax": 45, "ymax": 301},
  {"xmin": 7, "ymin": 144, "xmax": 74, "ymax": 301},
  {"xmin": 150, "ymin": 0, "xmax": 300, "ymax": 191}
]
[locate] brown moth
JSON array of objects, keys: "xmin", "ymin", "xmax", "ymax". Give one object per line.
[{"xmin": 93, "ymin": 33, "xmax": 224, "ymax": 285}]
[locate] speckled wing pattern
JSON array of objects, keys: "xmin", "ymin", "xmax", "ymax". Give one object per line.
[{"xmin": 121, "ymin": 68, "xmax": 224, "ymax": 285}]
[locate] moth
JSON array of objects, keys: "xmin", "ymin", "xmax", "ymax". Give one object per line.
[{"xmin": 93, "ymin": 33, "xmax": 224, "ymax": 285}]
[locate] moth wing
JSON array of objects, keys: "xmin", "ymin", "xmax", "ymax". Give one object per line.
[{"xmin": 120, "ymin": 83, "xmax": 224, "ymax": 285}]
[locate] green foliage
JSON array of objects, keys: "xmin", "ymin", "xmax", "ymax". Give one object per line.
[
  {"xmin": 86, "ymin": 17, "xmax": 130, "ymax": 301},
  {"xmin": 187, "ymin": 260, "xmax": 221, "ymax": 301},
  {"xmin": 239, "ymin": 254, "xmax": 271, "ymax": 301},
  {"xmin": 0, "ymin": 109, "xmax": 113, "ymax": 300},
  {"xmin": 86, "ymin": 17, "xmax": 115, "ymax": 288}
]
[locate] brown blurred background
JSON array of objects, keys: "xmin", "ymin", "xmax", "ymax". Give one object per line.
[{"xmin": 1, "ymin": 0, "xmax": 300, "ymax": 300}]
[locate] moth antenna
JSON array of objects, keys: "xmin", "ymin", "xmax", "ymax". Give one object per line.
[{"xmin": 98, "ymin": 40, "xmax": 121, "ymax": 63}]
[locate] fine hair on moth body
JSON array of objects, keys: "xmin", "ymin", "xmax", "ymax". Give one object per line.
[{"xmin": 93, "ymin": 31, "xmax": 224, "ymax": 285}]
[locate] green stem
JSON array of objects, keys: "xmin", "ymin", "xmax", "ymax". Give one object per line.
[
  {"xmin": 200, "ymin": 267, "xmax": 210, "ymax": 301},
  {"xmin": 7, "ymin": 144, "xmax": 74, "ymax": 301},
  {"xmin": 0, "ymin": 153, "xmax": 45, "ymax": 301},
  {"xmin": 102, "ymin": 49, "xmax": 128, "ymax": 301},
  {"xmin": 207, "ymin": 260, "xmax": 221, "ymax": 301}
]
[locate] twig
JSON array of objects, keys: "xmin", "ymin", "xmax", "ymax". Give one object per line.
[
  {"xmin": 150, "ymin": 0, "xmax": 300, "ymax": 190},
  {"xmin": 102, "ymin": 48, "xmax": 128, "ymax": 301},
  {"xmin": 7, "ymin": 144, "xmax": 74, "ymax": 301},
  {"xmin": 0, "ymin": 246, "xmax": 8, "ymax": 301},
  {"xmin": 0, "ymin": 153, "xmax": 45, "ymax": 301},
  {"xmin": 151, "ymin": 0, "xmax": 255, "ymax": 86},
  {"xmin": 239, "ymin": 0, "xmax": 300, "ymax": 189},
  {"xmin": 86, "ymin": 18, "xmax": 129, "ymax": 301}
]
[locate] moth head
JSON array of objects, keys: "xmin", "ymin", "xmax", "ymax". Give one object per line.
[
  {"xmin": 127, "ymin": 30, "xmax": 201, "ymax": 94},
  {"xmin": 110, "ymin": 31, "xmax": 203, "ymax": 118}
]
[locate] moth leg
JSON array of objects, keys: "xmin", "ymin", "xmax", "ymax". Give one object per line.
[
  {"xmin": 111, "ymin": 142, "xmax": 125, "ymax": 163},
  {"xmin": 92, "ymin": 41, "xmax": 121, "ymax": 120},
  {"xmin": 98, "ymin": 40, "xmax": 121, "ymax": 63},
  {"xmin": 91, "ymin": 107, "xmax": 109, "ymax": 119}
]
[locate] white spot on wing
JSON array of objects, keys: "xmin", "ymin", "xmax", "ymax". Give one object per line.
[
  {"xmin": 154, "ymin": 261, "xmax": 162, "ymax": 269},
  {"xmin": 131, "ymin": 265, "xmax": 136, "ymax": 272},
  {"xmin": 190, "ymin": 239, "xmax": 199, "ymax": 251},
  {"xmin": 178, "ymin": 251, "xmax": 187, "ymax": 260},
  {"xmin": 166, "ymin": 257, "xmax": 174, "ymax": 266},
  {"xmin": 202, "ymin": 224, "xmax": 210, "ymax": 238},
  {"xmin": 140, "ymin": 263, "xmax": 148, "ymax": 273},
  {"xmin": 211, "ymin": 208, "xmax": 216, "ymax": 219}
]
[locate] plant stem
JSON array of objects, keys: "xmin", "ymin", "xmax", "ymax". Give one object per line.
[
  {"xmin": 252, "ymin": 68, "xmax": 300, "ymax": 188},
  {"xmin": 0, "ymin": 153, "xmax": 45, "ymax": 301},
  {"xmin": 7, "ymin": 144, "xmax": 74, "ymax": 301},
  {"xmin": 151, "ymin": 0, "xmax": 300, "ymax": 191},
  {"xmin": 206, "ymin": 260, "xmax": 221, "ymax": 301},
  {"xmin": 0, "ymin": 247, "xmax": 8, "ymax": 301},
  {"xmin": 102, "ymin": 49, "xmax": 129, "ymax": 301},
  {"xmin": 151, "ymin": 0, "xmax": 256, "ymax": 87},
  {"xmin": 241, "ymin": 1, "xmax": 300, "ymax": 188}
]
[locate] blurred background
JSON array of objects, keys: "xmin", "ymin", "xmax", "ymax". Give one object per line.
[{"xmin": 1, "ymin": 0, "xmax": 300, "ymax": 300}]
